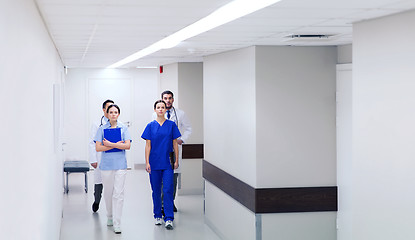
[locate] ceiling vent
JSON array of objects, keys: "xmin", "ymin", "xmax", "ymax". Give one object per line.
[{"xmin": 283, "ymin": 34, "xmax": 335, "ymax": 43}]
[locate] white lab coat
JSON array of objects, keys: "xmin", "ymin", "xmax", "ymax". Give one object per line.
[
  {"xmin": 89, "ymin": 116, "xmax": 108, "ymax": 184},
  {"xmin": 152, "ymin": 107, "xmax": 192, "ymax": 173}
]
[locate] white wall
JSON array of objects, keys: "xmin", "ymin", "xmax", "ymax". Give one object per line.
[
  {"xmin": 204, "ymin": 46, "xmax": 337, "ymax": 240},
  {"xmin": 0, "ymin": 0, "xmax": 64, "ymax": 239},
  {"xmin": 159, "ymin": 62, "xmax": 204, "ymax": 143},
  {"xmin": 256, "ymin": 46, "xmax": 338, "ymax": 239},
  {"xmin": 204, "ymin": 47, "xmax": 257, "ymax": 187},
  {"xmin": 64, "ymin": 68, "xmax": 158, "ymax": 165},
  {"xmin": 349, "ymin": 10, "xmax": 415, "ymax": 240},
  {"xmin": 159, "ymin": 63, "xmax": 179, "ymax": 103},
  {"xmin": 205, "ymin": 182, "xmax": 256, "ymax": 240},
  {"xmin": 336, "ymin": 64, "xmax": 353, "ymax": 240},
  {"xmin": 337, "ymin": 44, "xmax": 352, "ymax": 64},
  {"xmin": 262, "ymin": 212, "xmax": 337, "ymax": 240},
  {"xmin": 178, "ymin": 62, "xmax": 203, "ymax": 143},
  {"xmin": 256, "ymin": 46, "xmax": 337, "ymax": 188},
  {"xmin": 159, "ymin": 63, "xmax": 205, "ymax": 194},
  {"xmin": 178, "ymin": 63, "xmax": 204, "ymax": 194}
]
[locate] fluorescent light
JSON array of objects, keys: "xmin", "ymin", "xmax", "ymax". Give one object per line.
[
  {"xmin": 107, "ymin": 0, "xmax": 281, "ymax": 68},
  {"xmin": 136, "ymin": 66, "xmax": 158, "ymax": 69}
]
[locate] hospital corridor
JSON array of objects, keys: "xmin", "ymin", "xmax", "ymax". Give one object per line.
[{"xmin": 3, "ymin": 0, "xmax": 415, "ymax": 240}]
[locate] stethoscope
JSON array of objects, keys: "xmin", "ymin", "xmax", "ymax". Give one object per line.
[
  {"xmin": 168, "ymin": 107, "xmax": 179, "ymax": 126},
  {"xmin": 99, "ymin": 116, "xmax": 107, "ymax": 127}
]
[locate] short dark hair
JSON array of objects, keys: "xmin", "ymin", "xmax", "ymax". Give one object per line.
[
  {"xmin": 161, "ymin": 90, "xmax": 174, "ymax": 99},
  {"xmin": 102, "ymin": 99, "xmax": 114, "ymax": 109},
  {"xmin": 106, "ymin": 104, "xmax": 120, "ymax": 114},
  {"xmin": 154, "ymin": 100, "xmax": 167, "ymax": 109}
]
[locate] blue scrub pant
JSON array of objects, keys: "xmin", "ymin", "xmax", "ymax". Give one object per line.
[{"xmin": 149, "ymin": 169, "xmax": 174, "ymax": 221}]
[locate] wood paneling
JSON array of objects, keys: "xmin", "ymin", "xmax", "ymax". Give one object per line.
[
  {"xmin": 203, "ymin": 160, "xmax": 337, "ymax": 214},
  {"xmin": 182, "ymin": 144, "xmax": 204, "ymax": 159},
  {"xmin": 255, "ymin": 186, "xmax": 337, "ymax": 213},
  {"xmin": 203, "ymin": 159, "xmax": 256, "ymax": 211}
]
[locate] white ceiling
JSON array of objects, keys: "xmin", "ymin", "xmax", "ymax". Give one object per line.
[{"xmin": 34, "ymin": 0, "xmax": 415, "ymax": 68}]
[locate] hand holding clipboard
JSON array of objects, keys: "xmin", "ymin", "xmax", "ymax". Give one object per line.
[{"xmin": 103, "ymin": 128, "xmax": 122, "ymax": 152}]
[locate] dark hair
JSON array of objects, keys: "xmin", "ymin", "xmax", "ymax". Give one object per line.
[
  {"xmin": 107, "ymin": 104, "xmax": 120, "ymax": 114},
  {"xmin": 154, "ymin": 100, "xmax": 167, "ymax": 109},
  {"xmin": 102, "ymin": 99, "xmax": 114, "ymax": 109},
  {"xmin": 161, "ymin": 90, "xmax": 174, "ymax": 99}
]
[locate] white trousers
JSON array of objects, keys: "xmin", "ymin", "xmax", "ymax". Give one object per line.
[
  {"xmin": 94, "ymin": 167, "xmax": 102, "ymax": 184},
  {"xmin": 174, "ymin": 144, "xmax": 183, "ymax": 174},
  {"xmin": 101, "ymin": 169, "xmax": 127, "ymax": 228},
  {"xmin": 93, "ymin": 150, "xmax": 102, "ymax": 184}
]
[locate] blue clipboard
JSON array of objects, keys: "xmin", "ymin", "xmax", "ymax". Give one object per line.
[{"xmin": 104, "ymin": 128, "xmax": 122, "ymax": 152}]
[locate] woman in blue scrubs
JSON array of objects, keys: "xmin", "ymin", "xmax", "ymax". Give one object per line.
[{"xmin": 141, "ymin": 100, "xmax": 181, "ymax": 230}]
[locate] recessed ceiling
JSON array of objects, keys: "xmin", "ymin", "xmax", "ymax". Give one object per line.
[{"xmin": 34, "ymin": 0, "xmax": 415, "ymax": 68}]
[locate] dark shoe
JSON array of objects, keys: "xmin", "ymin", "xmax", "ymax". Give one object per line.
[
  {"xmin": 92, "ymin": 202, "xmax": 99, "ymax": 212},
  {"xmin": 173, "ymin": 204, "xmax": 177, "ymax": 212},
  {"xmin": 114, "ymin": 227, "xmax": 122, "ymax": 234}
]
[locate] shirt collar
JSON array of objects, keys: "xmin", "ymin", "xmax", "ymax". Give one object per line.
[{"xmin": 103, "ymin": 120, "xmax": 120, "ymax": 128}]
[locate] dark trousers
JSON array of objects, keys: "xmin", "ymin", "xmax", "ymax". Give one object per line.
[{"xmin": 94, "ymin": 183, "xmax": 103, "ymax": 204}]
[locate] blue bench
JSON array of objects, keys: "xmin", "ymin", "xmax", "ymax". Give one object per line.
[{"xmin": 64, "ymin": 161, "xmax": 90, "ymax": 193}]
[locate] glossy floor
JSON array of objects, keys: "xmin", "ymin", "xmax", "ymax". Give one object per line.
[{"xmin": 60, "ymin": 169, "xmax": 221, "ymax": 240}]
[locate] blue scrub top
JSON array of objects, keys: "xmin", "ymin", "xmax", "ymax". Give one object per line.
[
  {"xmin": 141, "ymin": 120, "xmax": 181, "ymax": 170},
  {"xmin": 94, "ymin": 121, "xmax": 132, "ymax": 170}
]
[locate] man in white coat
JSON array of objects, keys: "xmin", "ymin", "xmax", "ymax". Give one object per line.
[
  {"xmin": 152, "ymin": 90, "xmax": 192, "ymax": 212},
  {"xmin": 90, "ymin": 99, "xmax": 114, "ymax": 212}
]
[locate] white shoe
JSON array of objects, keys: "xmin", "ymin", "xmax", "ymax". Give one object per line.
[
  {"xmin": 165, "ymin": 220, "xmax": 173, "ymax": 230},
  {"xmin": 114, "ymin": 227, "xmax": 122, "ymax": 234},
  {"xmin": 155, "ymin": 218, "xmax": 162, "ymax": 225},
  {"xmin": 107, "ymin": 218, "xmax": 113, "ymax": 226}
]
